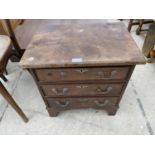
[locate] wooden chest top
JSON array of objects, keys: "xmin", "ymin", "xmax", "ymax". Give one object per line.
[{"xmin": 20, "ymin": 22, "xmax": 145, "ymax": 68}]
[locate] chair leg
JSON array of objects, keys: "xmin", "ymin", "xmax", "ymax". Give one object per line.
[
  {"xmin": 0, "ymin": 81, "xmax": 28, "ymax": 123},
  {"xmin": 4, "ymin": 20, "xmax": 24, "ymax": 57},
  {"xmin": 0, "ymin": 74, "xmax": 8, "ymax": 82}
]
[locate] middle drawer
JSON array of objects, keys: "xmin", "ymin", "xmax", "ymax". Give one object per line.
[{"xmin": 41, "ymin": 83, "xmax": 123, "ymax": 97}]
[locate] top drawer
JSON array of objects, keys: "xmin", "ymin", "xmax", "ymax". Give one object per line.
[{"xmin": 35, "ymin": 67, "xmax": 130, "ymax": 82}]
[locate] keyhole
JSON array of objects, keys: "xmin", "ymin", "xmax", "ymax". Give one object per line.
[{"xmin": 80, "ymin": 69, "xmax": 83, "ymax": 73}]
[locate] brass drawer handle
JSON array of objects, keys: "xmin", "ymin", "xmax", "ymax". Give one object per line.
[
  {"xmin": 76, "ymin": 85, "xmax": 88, "ymax": 89},
  {"xmin": 95, "ymin": 100, "xmax": 109, "ymax": 106},
  {"xmin": 75, "ymin": 69, "xmax": 89, "ymax": 73},
  {"xmin": 97, "ymin": 86, "xmax": 112, "ymax": 94},
  {"xmin": 97, "ymin": 70, "xmax": 117, "ymax": 79},
  {"xmin": 79, "ymin": 98, "xmax": 89, "ymax": 102},
  {"xmin": 52, "ymin": 87, "xmax": 69, "ymax": 95},
  {"xmin": 56, "ymin": 101, "xmax": 70, "ymax": 107}
]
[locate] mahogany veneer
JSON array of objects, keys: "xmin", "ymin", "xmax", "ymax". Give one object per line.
[{"xmin": 20, "ymin": 22, "xmax": 145, "ymax": 116}]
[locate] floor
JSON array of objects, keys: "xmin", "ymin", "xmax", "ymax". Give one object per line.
[{"xmin": 0, "ymin": 20, "xmax": 155, "ymax": 134}]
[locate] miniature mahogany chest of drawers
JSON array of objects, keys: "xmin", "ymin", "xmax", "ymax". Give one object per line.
[{"xmin": 20, "ymin": 22, "xmax": 145, "ymax": 116}]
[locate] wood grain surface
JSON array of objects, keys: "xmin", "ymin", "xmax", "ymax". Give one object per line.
[{"xmin": 20, "ymin": 22, "xmax": 145, "ymax": 68}]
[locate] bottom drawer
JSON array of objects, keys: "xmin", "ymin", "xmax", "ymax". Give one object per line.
[{"xmin": 47, "ymin": 97, "xmax": 118, "ymax": 110}]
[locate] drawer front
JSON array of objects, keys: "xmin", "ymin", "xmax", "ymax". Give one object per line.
[
  {"xmin": 47, "ymin": 97, "xmax": 118, "ymax": 109},
  {"xmin": 35, "ymin": 67, "xmax": 130, "ymax": 82},
  {"xmin": 41, "ymin": 83, "xmax": 123, "ymax": 97}
]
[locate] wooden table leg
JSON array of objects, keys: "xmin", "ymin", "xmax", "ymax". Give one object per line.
[
  {"xmin": 0, "ymin": 81, "xmax": 28, "ymax": 123},
  {"xmin": 0, "ymin": 74, "xmax": 8, "ymax": 82},
  {"xmin": 128, "ymin": 19, "xmax": 134, "ymax": 32},
  {"xmin": 4, "ymin": 69, "xmax": 8, "ymax": 75},
  {"xmin": 136, "ymin": 19, "xmax": 144, "ymax": 35}
]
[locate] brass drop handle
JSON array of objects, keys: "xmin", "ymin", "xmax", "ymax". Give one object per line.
[
  {"xmin": 97, "ymin": 86, "xmax": 112, "ymax": 94},
  {"xmin": 95, "ymin": 100, "xmax": 109, "ymax": 106},
  {"xmin": 79, "ymin": 98, "xmax": 89, "ymax": 102},
  {"xmin": 97, "ymin": 70, "xmax": 117, "ymax": 79},
  {"xmin": 56, "ymin": 101, "xmax": 70, "ymax": 107},
  {"xmin": 75, "ymin": 69, "xmax": 89, "ymax": 73},
  {"xmin": 76, "ymin": 85, "xmax": 88, "ymax": 89},
  {"xmin": 52, "ymin": 87, "xmax": 69, "ymax": 95}
]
